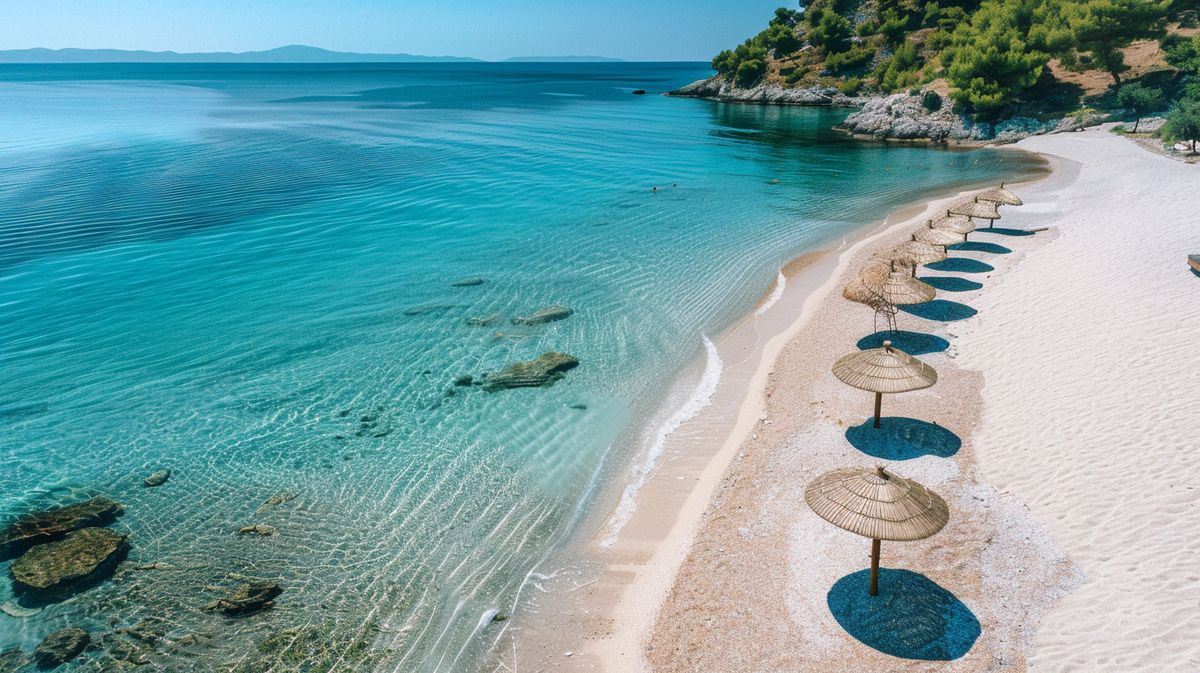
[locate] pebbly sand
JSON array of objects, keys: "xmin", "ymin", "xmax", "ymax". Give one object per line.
[{"xmin": 501, "ymin": 127, "xmax": 1198, "ymax": 673}]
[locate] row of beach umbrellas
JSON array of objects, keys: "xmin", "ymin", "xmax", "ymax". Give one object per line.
[{"xmin": 807, "ymin": 183, "xmax": 1023, "ymax": 597}]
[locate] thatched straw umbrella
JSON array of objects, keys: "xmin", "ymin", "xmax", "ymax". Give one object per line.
[
  {"xmin": 929, "ymin": 214, "xmax": 975, "ymax": 236},
  {"xmin": 805, "ymin": 465, "xmax": 949, "ymax": 596},
  {"xmin": 948, "ymin": 198, "xmax": 1001, "ymax": 228},
  {"xmin": 832, "ymin": 340, "xmax": 937, "ymax": 428},
  {"xmin": 890, "ymin": 240, "xmax": 947, "ymax": 278},
  {"xmin": 842, "ymin": 260, "xmax": 891, "ymax": 307},
  {"xmin": 977, "ymin": 182, "xmax": 1023, "ymax": 206},
  {"xmin": 912, "ymin": 225, "xmax": 965, "ymax": 247},
  {"xmin": 880, "ymin": 270, "xmax": 935, "ymax": 305}
]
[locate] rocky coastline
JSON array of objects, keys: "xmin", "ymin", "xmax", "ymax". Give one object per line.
[{"xmin": 669, "ymin": 76, "xmax": 1112, "ymax": 146}]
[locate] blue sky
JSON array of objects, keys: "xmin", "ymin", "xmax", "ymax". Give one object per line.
[{"xmin": 0, "ymin": 1, "xmax": 792, "ymax": 61}]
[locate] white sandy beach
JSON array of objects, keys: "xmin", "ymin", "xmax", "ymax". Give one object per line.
[{"xmin": 515, "ymin": 127, "xmax": 1198, "ymax": 673}]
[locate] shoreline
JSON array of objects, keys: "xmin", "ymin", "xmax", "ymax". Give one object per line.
[{"xmin": 502, "ymin": 157, "xmax": 1052, "ymax": 671}]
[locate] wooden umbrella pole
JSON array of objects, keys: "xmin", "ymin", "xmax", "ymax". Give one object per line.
[
  {"xmin": 869, "ymin": 538, "xmax": 881, "ymax": 596},
  {"xmin": 873, "ymin": 391, "xmax": 883, "ymax": 428}
]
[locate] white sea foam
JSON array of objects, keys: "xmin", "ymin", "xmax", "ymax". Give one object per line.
[
  {"xmin": 755, "ymin": 270, "xmax": 786, "ymax": 317},
  {"xmin": 599, "ymin": 336, "xmax": 722, "ymax": 548}
]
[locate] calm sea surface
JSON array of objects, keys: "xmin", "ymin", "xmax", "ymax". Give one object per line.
[{"xmin": 0, "ymin": 63, "xmax": 1041, "ymax": 671}]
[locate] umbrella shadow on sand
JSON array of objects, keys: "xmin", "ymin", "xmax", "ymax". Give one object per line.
[
  {"xmin": 900, "ymin": 300, "xmax": 977, "ymax": 322},
  {"xmin": 919, "ymin": 275, "xmax": 982, "ymax": 292},
  {"xmin": 856, "ymin": 331, "xmax": 949, "ymax": 355},
  {"xmin": 948, "ymin": 241, "xmax": 1012, "ymax": 254},
  {"xmin": 827, "ymin": 568, "xmax": 981, "ymax": 660},
  {"xmin": 845, "ymin": 417, "xmax": 962, "ymax": 460},
  {"xmin": 924, "ymin": 258, "xmax": 994, "ymax": 274},
  {"xmin": 977, "ymin": 227, "xmax": 1034, "ymax": 237}
]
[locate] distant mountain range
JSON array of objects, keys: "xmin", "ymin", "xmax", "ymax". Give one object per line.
[{"xmin": 0, "ymin": 45, "xmax": 624, "ymax": 64}]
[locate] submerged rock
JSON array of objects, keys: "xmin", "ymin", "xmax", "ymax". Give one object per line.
[
  {"xmin": 10, "ymin": 527, "xmax": 129, "ymax": 597},
  {"xmin": 0, "ymin": 648, "xmax": 26, "ymax": 673},
  {"xmin": 237, "ymin": 524, "xmax": 277, "ymax": 537},
  {"xmin": 482, "ymin": 352, "xmax": 580, "ymax": 391},
  {"xmin": 204, "ymin": 582, "xmax": 282, "ymax": 616},
  {"xmin": 511, "ymin": 305, "xmax": 573, "ymax": 325},
  {"xmin": 34, "ymin": 628, "xmax": 90, "ymax": 668},
  {"xmin": 143, "ymin": 469, "xmax": 171, "ymax": 487},
  {"xmin": 0, "ymin": 496, "xmax": 123, "ymax": 558},
  {"xmin": 465, "ymin": 314, "xmax": 500, "ymax": 327},
  {"xmin": 452, "ymin": 374, "xmax": 473, "ymax": 387},
  {"xmin": 450, "ymin": 277, "xmax": 486, "ymax": 287},
  {"xmin": 254, "ymin": 492, "xmax": 295, "ymax": 514}
]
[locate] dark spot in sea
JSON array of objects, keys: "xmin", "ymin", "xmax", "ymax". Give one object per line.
[
  {"xmin": 338, "ymin": 410, "xmax": 350, "ymax": 418},
  {"xmin": 373, "ymin": 430, "xmax": 391, "ymax": 438},
  {"xmin": 334, "ymin": 435, "xmax": 346, "ymax": 440},
  {"xmin": 0, "ymin": 402, "xmax": 49, "ymax": 422}
]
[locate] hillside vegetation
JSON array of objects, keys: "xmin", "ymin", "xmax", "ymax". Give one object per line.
[{"xmin": 711, "ymin": 0, "xmax": 1200, "ymax": 143}]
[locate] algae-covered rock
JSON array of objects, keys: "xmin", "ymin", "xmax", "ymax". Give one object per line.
[
  {"xmin": 204, "ymin": 582, "xmax": 282, "ymax": 616},
  {"xmin": 450, "ymin": 277, "xmax": 486, "ymax": 287},
  {"xmin": 511, "ymin": 305, "xmax": 573, "ymax": 325},
  {"xmin": 465, "ymin": 314, "xmax": 500, "ymax": 327},
  {"xmin": 482, "ymin": 352, "xmax": 579, "ymax": 391},
  {"xmin": 11, "ymin": 527, "xmax": 128, "ymax": 596},
  {"xmin": 254, "ymin": 492, "xmax": 295, "ymax": 514},
  {"xmin": 34, "ymin": 627, "xmax": 90, "ymax": 668},
  {"xmin": 143, "ymin": 469, "xmax": 171, "ymax": 487},
  {"xmin": 0, "ymin": 496, "xmax": 123, "ymax": 558},
  {"xmin": 0, "ymin": 648, "xmax": 27, "ymax": 673},
  {"xmin": 219, "ymin": 621, "xmax": 379, "ymax": 673},
  {"xmin": 238, "ymin": 524, "xmax": 277, "ymax": 537}
]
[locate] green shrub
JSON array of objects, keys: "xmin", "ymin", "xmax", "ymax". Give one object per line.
[
  {"xmin": 839, "ymin": 77, "xmax": 865, "ymax": 96},
  {"xmin": 825, "ymin": 45, "xmax": 877, "ymax": 73},
  {"xmin": 1116, "ymin": 82, "xmax": 1164, "ymax": 132},
  {"xmin": 1164, "ymin": 97, "xmax": 1200, "ymax": 153},
  {"xmin": 736, "ymin": 59, "xmax": 767, "ymax": 86},
  {"xmin": 922, "ymin": 90, "xmax": 944, "ymax": 111},
  {"xmin": 875, "ymin": 42, "xmax": 924, "ymax": 92}
]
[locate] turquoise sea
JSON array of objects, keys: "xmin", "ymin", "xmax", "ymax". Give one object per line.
[{"xmin": 0, "ymin": 63, "xmax": 1043, "ymax": 671}]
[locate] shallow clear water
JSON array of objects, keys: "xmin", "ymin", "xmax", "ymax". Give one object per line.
[{"xmin": 0, "ymin": 63, "xmax": 1042, "ymax": 671}]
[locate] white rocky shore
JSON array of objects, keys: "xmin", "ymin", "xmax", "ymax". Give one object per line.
[{"xmin": 669, "ymin": 76, "xmax": 1112, "ymax": 145}]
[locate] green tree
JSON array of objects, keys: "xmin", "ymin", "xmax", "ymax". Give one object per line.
[
  {"xmin": 943, "ymin": 0, "xmax": 1051, "ymax": 116},
  {"xmin": 808, "ymin": 8, "xmax": 854, "ymax": 53},
  {"xmin": 1060, "ymin": 0, "xmax": 1170, "ymax": 85},
  {"xmin": 875, "ymin": 42, "xmax": 924, "ymax": 90},
  {"xmin": 1116, "ymin": 82, "xmax": 1164, "ymax": 131},
  {"xmin": 1164, "ymin": 97, "xmax": 1200, "ymax": 153}
]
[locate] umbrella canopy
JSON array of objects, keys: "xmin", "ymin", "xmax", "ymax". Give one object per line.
[
  {"xmin": 913, "ymin": 225, "xmax": 965, "ymax": 247},
  {"xmin": 805, "ymin": 465, "xmax": 950, "ymax": 596},
  {"xmin": 832, "ymin": 340, "xmax": 938, "ymax": 395},
  {"xmin": 891, "ymin": 241, "xmax": 946, "ymax": 267},
  {"xmin": 880, "ymin": 270, "xmax": 936, "ymax": 306},
  {"xmin": 842, "ymin": 261, "xmax": 891, "ymax": 306},
  {"xmin": 929, "ymin": 214, "xmax": 976, "ymax": 236},
  {"xmin": 805, "ymin": 466, "xmax": 949, "ymax": 542},
  {"xmin": 977, "ymin": 182, "xmax": 1023, "ymax": 206},
  {"xmin": 948, "ymin": 198, "xmax": 1000, "ymax": 221}
]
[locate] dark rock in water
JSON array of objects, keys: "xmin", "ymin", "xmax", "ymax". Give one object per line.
[
  {"xmin": 452, "ymin": 374, "xmax": 473, "ymax": 387},
  {"xmin": 254, "ymin": 492, "xmax": 295, "ymax": 514},
  {"xmin": 338, "ymin": 409, "xmax": 351, "ymax": 418},
  {"xmin": 450, "ymin": 277, "xmax": 486, "ymax": 287},
  {"xmin": 492, "ymin": 612, "xmax": 508, "ymax": 622},
  {"xmin": 237, "ymin": 524, "xmax": 277, "ymax": 537},
  {"xmin": 568, "ymin": 403, "xmax": 588, "ymax": 410},
  {"xmin": 511, "ymin": 305, "xmax": 573, "ymax": 325},
  {"xmin": 465, "ymin": 314, "xmax": 500, "ymax": 327},
  {"xmin": 632, "ymin": 89, "xmax": 646, "ymax": 95},
  {"xmin": 204, "ymin": 582, "xmax": 282, "ymax": 616},
  {"xmin": 0, "ymin": 648, "xmax": 27, "ymax": 673},
  {"xmin": 34, "ymin": 628, "xmax": 90, "ymax": 668},
  {"xmin": 483, "ymin": 352, "xmax": 579, "ymax": 391},
  {"xmin": 403, "ymin": 303, "xmax": 456, "ymax": 316},
  {"xmin": 11, "ymin": 527, "xmax": 129, "ymax": 597},
  {"xmin": 1, "ymin": 496, "xmax": 123, "ymax": 559},
  {"xmin": 143, "ymin": 469, "xmax": 171, "ymax": 487}
]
